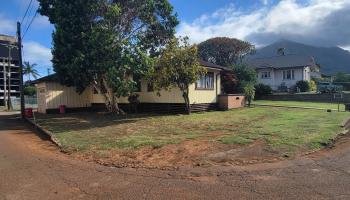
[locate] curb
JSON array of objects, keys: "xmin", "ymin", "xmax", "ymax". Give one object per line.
[
  {"xmin": 24, "ymin": 117, "xmax": 62, "ymax": 147},
  {"xmin": 252, "ymin": 104, "xmax": 344, "ymax": 111},
  {"xmin": 341, "ymin": 116, "xmax": 350, "ymax": 128}
]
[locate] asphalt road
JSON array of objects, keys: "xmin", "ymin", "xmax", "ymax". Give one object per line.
[{"xmin": 1, "ymin": 112, "xmax": 350, "ymax": 200}]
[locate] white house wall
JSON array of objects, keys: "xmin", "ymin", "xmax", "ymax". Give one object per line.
[{"xmin": 257, "ymin": 67, "xmax": 310, "ymax": 90}]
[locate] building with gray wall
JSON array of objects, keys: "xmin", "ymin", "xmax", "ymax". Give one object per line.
[{"xmin": 0, "ymin": 34, "xmax": 20, "ymax": 106}]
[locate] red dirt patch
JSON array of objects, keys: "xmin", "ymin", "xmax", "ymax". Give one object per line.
[{"xmin": 74, "ymin": 139, "xmax": 283, "ymax": 169}]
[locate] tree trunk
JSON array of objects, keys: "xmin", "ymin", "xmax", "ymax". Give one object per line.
[
  {"xmin": 182, "ymin": 88, "xmax": 191, "ymax": 115},
  {"xmin": 247, "ymin": 97, "xmax": 251, "ymax": 107},
  {"xmin": 93, "ymin": 79, "xmax": 125, "ymax": 114}
]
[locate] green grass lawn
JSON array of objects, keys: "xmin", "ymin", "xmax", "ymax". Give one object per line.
[
  {"xmin": 253, "ymin": 100, "xmax": 345, "ymax": 111},
  {"xmin": 34, "ymin": 107, "xmax": 349, "ymax": 157}
]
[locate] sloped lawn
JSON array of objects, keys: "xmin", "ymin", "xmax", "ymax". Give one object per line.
[{"xmin": 34, "ymin": 107, "xmax": 349, "ymax": 166}]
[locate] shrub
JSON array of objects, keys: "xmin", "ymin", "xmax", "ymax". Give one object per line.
[
  {"xmin": 255, "ymin": 83, "xmax": 272, "ymax": 98},
  {"xmin": 24, "ymin": 86, "xmax": 37, "ymax": 96},
  {"xmin": 309, "ymin": 80, "xmax": 317, "ymax": 91},
  {"xmin": 244, "ymin": 83, "xmax": 255, "ymax": 107},
  {"xmin": 295, "ymin": 80, "xmax": 310, "ymax": 92},
  {"xmin": 221, "ymin": 72, "xmax": 239, "ymax": 94},
  {"xmin": 231, "ymin": 64, "xmax": 257, "ymax": 93}
]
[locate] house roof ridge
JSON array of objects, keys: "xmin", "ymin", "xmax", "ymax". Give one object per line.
[{"xmin": 250, "ymin": 54, "xmax": 312, "ymax": 60}]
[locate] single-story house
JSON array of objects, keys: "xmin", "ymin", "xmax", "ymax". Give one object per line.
[
  {"xmin": 247, "ymin": 55, "xmax": 320, "ymax": 91},
  {"xmin": 33, "ymin": 60, "xmax": 245, "ymax": 114}
]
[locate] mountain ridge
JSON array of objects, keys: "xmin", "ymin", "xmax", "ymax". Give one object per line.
[{"xmin": 248, "ymin": 40, "xmax": 350, "ymax": 75}]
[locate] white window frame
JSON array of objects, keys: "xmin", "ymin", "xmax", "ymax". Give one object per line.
[
  {"xmin": 261, "ymin": 71, "xmax": 271, "ymax": 79},
  {"xmin": 283, "ymin": 69, "xmax": 295, "ymax": 80},
  {"xmin": 196, "ymin": 72, "xmax": 214, "ymax": 90}
]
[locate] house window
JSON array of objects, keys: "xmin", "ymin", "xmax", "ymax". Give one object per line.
[
  {"xmin": 196, "ymin": 72, "xmax": 214, "ymax": 90},
  {"xmin": 261, "ymin": 71, "xmax": 271, "ymax": 79},
  {"xmin": 283, "ymin": 70, "xmax": 295, "ymax": 80}
]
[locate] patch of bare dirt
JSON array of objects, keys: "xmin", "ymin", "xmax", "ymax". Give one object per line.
[
  {"xmin": 74, "ymin": 139, "xmax": 283, "ymax": 169},
  {"xmin": 306, "ymin": 131, "xmax": 350, "ymax": 160}
]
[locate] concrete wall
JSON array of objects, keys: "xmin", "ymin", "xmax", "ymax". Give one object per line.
[
  {"xmin": 260, "ymin": 93, "xmax": 350, "ymax": 103},
  {"xmin": 218, "ymin": 95, "xmax": 245, "ymax": 110}
]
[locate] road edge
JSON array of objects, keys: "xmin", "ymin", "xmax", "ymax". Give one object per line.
[{"xmin": 24, "ymin": 118, "xmax": 62, "ymax": 147}]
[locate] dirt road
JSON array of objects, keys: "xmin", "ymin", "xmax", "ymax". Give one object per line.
[{"xmin": 1, "ymin": 112, "xmax": 350, "ymax": 200}]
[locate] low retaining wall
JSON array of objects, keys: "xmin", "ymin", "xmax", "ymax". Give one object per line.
[
  {"xmin": 218, "ymin": 94, "xmax": 246, "ymax": 110},
  {"xmin": 260, "ymin": 93, "xmax": 350, "ymax": 103},
  {"xmin": 25, "ymin": 118, "xmax": 62, "ymax": 147}
]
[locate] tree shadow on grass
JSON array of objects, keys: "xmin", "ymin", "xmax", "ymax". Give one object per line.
[
  {"xmin": 0, "ymin": 113, "xmax": 52, "ymax": 142},
  {"xmin": 33, "ymin": 112, "xmax": 178, "ymax": 134}
]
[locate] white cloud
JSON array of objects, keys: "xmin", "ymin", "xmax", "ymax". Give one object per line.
[
  {"xmin": 177, "ymin": 0, "xmax": 350, "ymax": 48},
  {"xmin": 0, "ymin": 14, "xmax": 16, "ymax": 35},
  {"xmin": 260, "ymin": 0, "xmax": 270, "ymax": 6},
  {"xmin": 340, "ymin": 46, "xmax": 350, "ymax": 52},
  {"xmin": 23, "ymin": 41, "xmax": 52, "ymax": 67}
]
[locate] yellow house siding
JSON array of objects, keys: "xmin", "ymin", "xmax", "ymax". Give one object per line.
[
  {"xmin": 136, "ymin": 80, "xmax": 184, "ymax": 103},
  {"xmin": 36, "ymin": 82, "xmax": 47, "ymax": 113},
  {"xmin": 45, "ymin": 82, "xmax": 91, "ymax": 109},
  {"xmin": 89, "ymin": 86, "xmax": 130, "ymax": 104},
  {"xmin": 89, "ymin": 70, "xmax": 221, "ymax": 105},
  {"xmin": 189, "ymin": 69, "xmax": 221, "ymax": 104},
  {"xmin": 36, "ymin": 66, "xmax": 223, "ymax": 113},
  {"xmin": 90, "ymin": 80, "xmax": 184, "ymax": 104}
]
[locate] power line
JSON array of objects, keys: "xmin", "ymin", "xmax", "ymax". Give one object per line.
[
  {"xmin": 22, "ymin": 8, "xmax": 38, "ymax": 39},
  {"xmin": 20, "ymin": 0, "xmax": 33, "ymax": 24},
  {"xmin": 22, "ymin": 1, "xmax": 34, "ymax": 30}
]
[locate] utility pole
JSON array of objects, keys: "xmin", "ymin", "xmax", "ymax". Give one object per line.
[
  {"xmin": 7, "ymin": 47, "xmax": 13, "ymax": 111},
  {"xmin": 3, "ymin": 57, "xmax": 7, "ymax": 109},
  {"xmin": 17, "ymin": 22, "xmax": 25, "ymax": 118}
]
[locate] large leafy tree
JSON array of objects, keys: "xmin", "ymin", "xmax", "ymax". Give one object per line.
[
  {"xmin": 150, "ymin": 37, "xmax": 205, "ymax": 114},
  {"xmin": 231, "ymin": 64, "xmax": 257, "ymax": 93},
  {"xmin": 38, "ymin": 0, "xmax": 178, "ymax": 113},
  {"xmin": 198, "ymin": 37, "xmax": 255, "ymax": 66}
]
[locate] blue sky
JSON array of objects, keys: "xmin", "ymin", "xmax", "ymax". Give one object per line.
[{"xmin": 1, "ymin": 0, "xmax": 350, "ymax": 78}]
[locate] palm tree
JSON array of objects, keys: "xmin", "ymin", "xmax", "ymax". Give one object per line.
[{"xmin": 23, "ymin": 61, "xmax": 40, "ymax": 81}]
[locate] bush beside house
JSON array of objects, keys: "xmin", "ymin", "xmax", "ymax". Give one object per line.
[
  {"xmin": 309, "ymin": 80, "xmax": 317, "ymax": 91},
  {"xmin": 24, "ymin": 86, "xmax": 37, "ymax": 97},
  {"xmin": 255, "ymin": 83, "xmax": 272, "ymax": 99},
  {"xmin": 296, "ymin": 80, "xmax": 310, "ymax": 92},
  {"xmin": 244, "ymin": 84, "xmax": 255, "ymax": 107}
]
